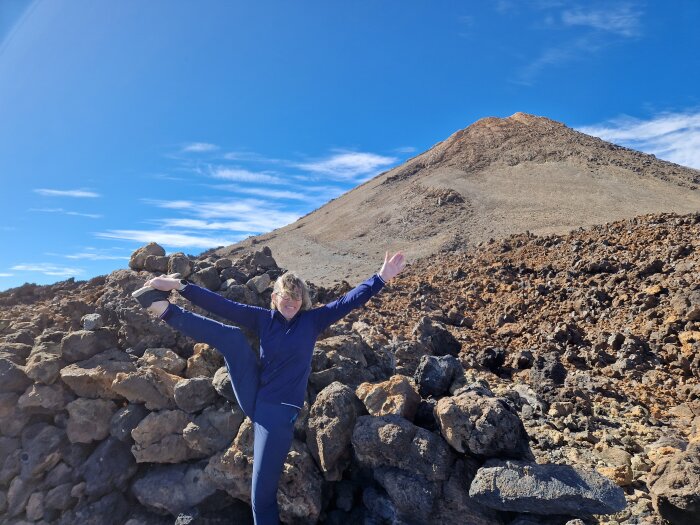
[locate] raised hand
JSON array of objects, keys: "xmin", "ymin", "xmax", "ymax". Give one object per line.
[
  {"xmin": 145, "ymin": 273, "xmax": 183, "ymax": 291},
  {"xmin": 378, "ymin": 251, "xmax": 406, "ymax": 282}
]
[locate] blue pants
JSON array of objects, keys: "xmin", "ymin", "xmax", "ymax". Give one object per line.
[{"xmin": 163, "ymin": 304, "xmax": 298, "ymax": 525}]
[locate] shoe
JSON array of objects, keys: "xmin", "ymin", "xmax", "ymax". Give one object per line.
[{"xmin": 132, "ymin": 286, "xmax": 171, "ymax": 308}]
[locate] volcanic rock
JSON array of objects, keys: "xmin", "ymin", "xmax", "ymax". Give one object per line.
[{"xmin": 355, "ymin": 375, "xmax": 420, "ymax": 421}]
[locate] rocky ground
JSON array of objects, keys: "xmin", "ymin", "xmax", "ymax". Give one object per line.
[{"xmin": 1, "ymin": 212, "xmax": 699, "ymax": 525}]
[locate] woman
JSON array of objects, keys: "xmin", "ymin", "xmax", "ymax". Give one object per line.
[{"xmin": 132, "ymin": 251, "xmax": 406, "ymax": 525}]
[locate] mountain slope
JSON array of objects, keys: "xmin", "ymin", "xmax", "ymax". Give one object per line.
[{"xmin": 218, "ymin": 113, "xmax": 700, "ymax": 285}]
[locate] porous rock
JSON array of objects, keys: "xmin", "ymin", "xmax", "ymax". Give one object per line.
[
  {"xmin": 352, "ymin": 414, "xmax": 454, "ymax": 481},
  {"xmin": 468, "ymin": 459, "xmax": 627, "ymax": 516},
  {"xmin": 131, "ymin": 409, "xmax": 200, "ymax": 463},
  {"xmin": 131, "ymin": 461, "xmax": 217, "ymax": 516},
  {"xmin": 111, "ymin": 366, "xmax": 180, "ymax": 410},
  {"xmin": 60, "ymin": 348, "xmax": 136, "ymax": 399},
  {"xmin": 130, "ymin": 242, "xmax": 166, "ymax": 271},
  {"xmin": 306, "ymin": 381, "xmax": 366, "ymax": 481},
  {"xmin": 434, "ymin": 391, "xmax": 530, "ymax": 458},
  {"xmin": 414, "ymin": 354, "xmax": 462, "ymax": 397},
  {"xmin": 137, "ymin": 347, "xmax": 187, "ymax": 375},
  {"xmin": 65, "ymin": 398, "xmax": 117, "ymax": 443},
  {"xmin": 79, "ymin": 437, "xmax": 138, "ymax": 498},
  {"xmin": 647, "ymin": 441, "xmax": 700, "ymax": 525},
  {"xmin": 60, "ymin": 329, "xmax": 118, "ymax": 363},
  {"xmin": 355, "ymin": 375, "xmax": 420, "ymax": 421},
  {"xmin": 110, "ymin": 403, "xmax": 150, "ymax": 443},
  {"xmin": 412, "ymin": 316, "xmax": 461, "ymax": 357},
  {"xmin": 182, "ymin": 404, "xmax": 244, "ymax": 456},
  {"xmin": 24, "ymin": 352, "xmax": 65, "ymax": 385},
  {"xmin": 174, "ymin": 376, "xmax": 218, "ymax": 413},
  {"xmin": 186, "ymin": 343, "xmax": 224, "ymax": 378}
]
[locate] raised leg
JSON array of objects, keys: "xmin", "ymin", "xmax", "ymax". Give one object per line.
[{"xmin": 161, "ymin": 304, "xmax": 260, "ymax": 417}]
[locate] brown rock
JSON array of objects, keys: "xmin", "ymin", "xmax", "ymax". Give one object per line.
[
  {"xmin": 24, "ymin": 352, "xmax": 64, "ymax": 385},
  {"xmin": 434, "ymin": 391, "xmax": 530, "ymax": 458},
  {"xmin": 111, "ymin": 366, "xmax": 180, "ymax": 410},
  {"xmin": 65, "ymin": 398, "xmax": 117, "ymax": 443},
  {"xmin": 648, "ymin": 442, "xmax": 700, "ymax": 525},
  {"xmin": 137, "ymin": 348, "xmax": 186, "ymax": 375},
  {"xmin": 131, "ymin": 410, "xmax": 200, "ymax": 463},
  {"xmin": 129, "ymin": 242, "xmax": 165, "ymax": 271},
  {"xmin": 60, "ymin": 349, "xmax": 136, "ymax": 399},
  {"xmin": 306, "ymin": 382, "xmax": 366, "ymax": 481},
  {"xmin": 18, "ymin": 383, "xmax": 74, "ymax": 414},
  {"xmin": 186, "ymin": 343, "xmax": 224, "ymax": 378},
  {"xmin": 356, "ymin": 375, "xmax": 420, "ymax": 421}
]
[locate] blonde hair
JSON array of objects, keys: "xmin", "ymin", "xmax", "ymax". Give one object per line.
[{"xmin": 271, "ymin": 271, "xmax": 312, "ymax": 311}]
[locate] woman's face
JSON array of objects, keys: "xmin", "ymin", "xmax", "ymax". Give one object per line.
[{"xmin": 273, "ymin": 288, "xmax": 302, "ymax": 321}]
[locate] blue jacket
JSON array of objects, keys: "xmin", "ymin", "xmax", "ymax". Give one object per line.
[{"xmin": 178, "ymin": 273, "xmax": 386, "ymax": 408}]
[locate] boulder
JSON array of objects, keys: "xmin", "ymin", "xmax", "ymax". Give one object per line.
[
  {"xmin": 174, "ymin": 377, "xmax": 218, "ymax": 413},
  {"xmin": 352, "ymin": 415, "xmax": 454, "ymax": 481},
  {"xmin": 168, "ymin": 252, "xmax": 193, "ymax": 279},
  {"xmin": 306, "ymin": 382, "xmax": 366, "ymax": 481},
  {"xmin": 205, "ymin": 418, "xmax": 255, "ymax": 502},
  {"xmin": 24, "ymin": 352, "xmax": 65, "ymax": 385},
  {"xmin": 435, "ymin": 391, "xmax": 530, "ymax": 458},
  {"xmin": 17, "ymin": 383, "xmax": 74, "ymax": 414},
  {"xmin": 670, "ymin": 289, "xmax": 700, "ymax": 322},
  {"xmin": 277, "ymin": 440, "xmax": 324, "ymax": 524},
  {"xmin": 373, "ymin": 467, "xmax": 439, "ymax": 522},
  {"xmin": 412, "ymin": 316, "xmax": 461, "ymax": 357},
  {"xmin": 60, "ymin": 348, "xmax": 136, "ymax": 399},
  {"xmin": 0, "ymin": 342, "xmax": 32, "ymax": 361},
  {"xmin": 247, "ymin": 273, "xmax": 271, "ymax": 294},
  {"xmin": 137, "ymin": 348, "xmax": 187, "ymax": 375},
  {"xmin": 6, "ymin": 476, "xmax": 36, "ymax": 518},
  {"xmin": 648, "ymin": 442, "xmax": 700, "ymax": 525},
  {"xmin": 0, "ymin": 357, "xmax": 31, "ymax": 393},
  {"xmin": 144, "ymin": 254, "xmax": 169, "ymax": 273},
  {"xmin": 111, "ymin": 366, "xmax": 181, "ymax": 410},
  {"xmin": 182, "ymin": 404, "xmax": 244, "ymax": 456},
  {"xmin": 468, "ymin": 460, "xmax": 626, "ymax": 516},
  {"xmin": 60, "ymin": 329, "xmax": 118, "ymax": 363},
  {"xmin": 186, "ymin": 343, "xmax": 224, "ymax": 378},
  {"xmin": 65, "ymin": 398, "xmax": 117, "ymax": 443},
  {"xmin": 387, "ymin": 340, "xmax": 433, "ymax": 377},
  {"xmin": 45, "ymin": 482, "xmax": 75, "ymax": 511},
  {"xmin": 356, "ymin": 375, "xmax": 420, "ymax": 421},
  {"xmin": 81, "ymin": 313, "xmax": 104, "ymax": 331},
  {"xmin": 191, "ymin": 267, "xmax": 221, "ymax": 291},
  {"xmin": 20, "ymin": 423, "xmax": 66, "ymax": 479},
  {"xmin": 110, "ymin": 403, "xmax": 150, "ymax": 443},
  {"xmin": 0, "ymin": 393, "xmax": 31, "ymax": 437},
  {"xmin": 79, "ymin": 437, "xmax": 138, "ymax": 498},
  {"xmin": 57, "ymin": 492, "xmax": 130, "ymax": 525},
  {"xmin": 131, "ymin": 461, "xmax": 217, "ymax": 516},
  {"xmin": 131, "ymin": 409, "xmax": 201, "ymax": 463},
  {"xmin": 309, "ymin": 334, "xmax": 374, "ymax": 391},
  {"xmin": 414, "ymin": 354, "xmax": 462, "ymax": 397},
  {"xmin": 212, "ymin": 366, "xmax": 237, "ymax": 403},
  {"xmin": 130, "ymin": 242, "xmax": 166, "ymax": 271}
]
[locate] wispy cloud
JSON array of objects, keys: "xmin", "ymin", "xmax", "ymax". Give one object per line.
[
  {"xmin": 511, "ymin": 2, "xmax": 643, "ymax": 85},
  {"xmin": 210, "ymin": 167, "xmax": 285, "ymax": 184},
  {"xmin": 0, "ymin": 273, "xmax": 14, "ymax": 277},
  {"xmin": 394, "ymin": 146, "xmax": 417, "ymax": 154},
  {"xmin": 223, "ymin": 151, "xmax": 284, "ymax": 164},
  {"xmin": 182, "ymin": 142, "xmax": 219, "ymax": 153},
  {"xmin": 95, "ymin": 230, "xmax": 238, "ymax": 249},
  {"xmin": 157, "ymin": 216, "xmax": 298, "ymax": 232},
  {"xmin": 29, "ymin": 208, "xmax": 102, "ymax": 219},
  {"xmin": 34, "ymin": 189, "xmax": 100, "ymax": 198},
  {"xmin": 562, "ymin": 5, "xmax": 642, "ymax": 37},
  {"xmin": 212, "ymin": 185, "xmax": 313, "ymax": 201},
  {"xmin": 11, "ymin": 263, "xmax": 84, "ymax": 277},
  {"xmin": 578, "ymin": 111, "xmax": 700, "ymax": 170},
  {"xmin": 296, "ymin": 151, "xmax": 398, "ymax": 180}
]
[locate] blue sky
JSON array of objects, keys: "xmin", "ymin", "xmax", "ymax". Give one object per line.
[{"xmin": 1, "ymin": 0, "xmax": 699, "ymax": 290}]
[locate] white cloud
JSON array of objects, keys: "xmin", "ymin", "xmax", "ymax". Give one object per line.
[
  {"xmin": 0, "ymin": 273, "xmax": 14, "ymax": 277},
  {"xmin": 210, "ymin": 167, "xmax": 285, "ymax": 185},
  {"xmin": 296, "ymin": 152, "xmax": 398, "ymax": 180},
  {"xmin": 34, "ymin": 189, "xmax": 100, "ymax": 198},
  {"xmin": 11, "ymin": 263, "xmax": 84, "ymax": 277},
  {"xmin": 182, "ymin": 142, "xmax": 219, "ymax": 153},
  {"xmin": 96, "ymin": 230, "xmax": 239, "ymax": 249},
  {"xmin": 223, "ymin": 151, "xmax": 283, "ymax": 164},
  {"xmin": 562, "ymin": 5, "xmax": 642, "ymax": 37},
  {"xmin": 213, "ymin": 186, "xmax": 312, "ymax": 201},
  {"xmin": 158, "ymin": 215, "xmax": 298, "ymax": 232},
  {"xmin": 29, "ymin": 208, "xmax": 102, "ymax": 218},
  {"xmin": 578, "ymin": 111, "xmax": 700, "ymax": 170},
  {"xmin": 63, "ymin": 252, "xmax": 129, "ymax": 261},
  {"xmin": 394, "ymin": 146, "xmax": 417, "ymax": 154}
]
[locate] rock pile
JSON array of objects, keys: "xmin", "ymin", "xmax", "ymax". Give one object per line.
[{"xmin": 1, "ymin": 212, "xmax": 699, "ymax": 524}]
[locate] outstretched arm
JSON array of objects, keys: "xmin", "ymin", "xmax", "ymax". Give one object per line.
[
  {"xmin": 313, "ymin": 252, "xmax": 406, "ymax": 331},
  {"xmin": 147, "ymin": 275, "xmax": 266, "ymax": 331}
]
